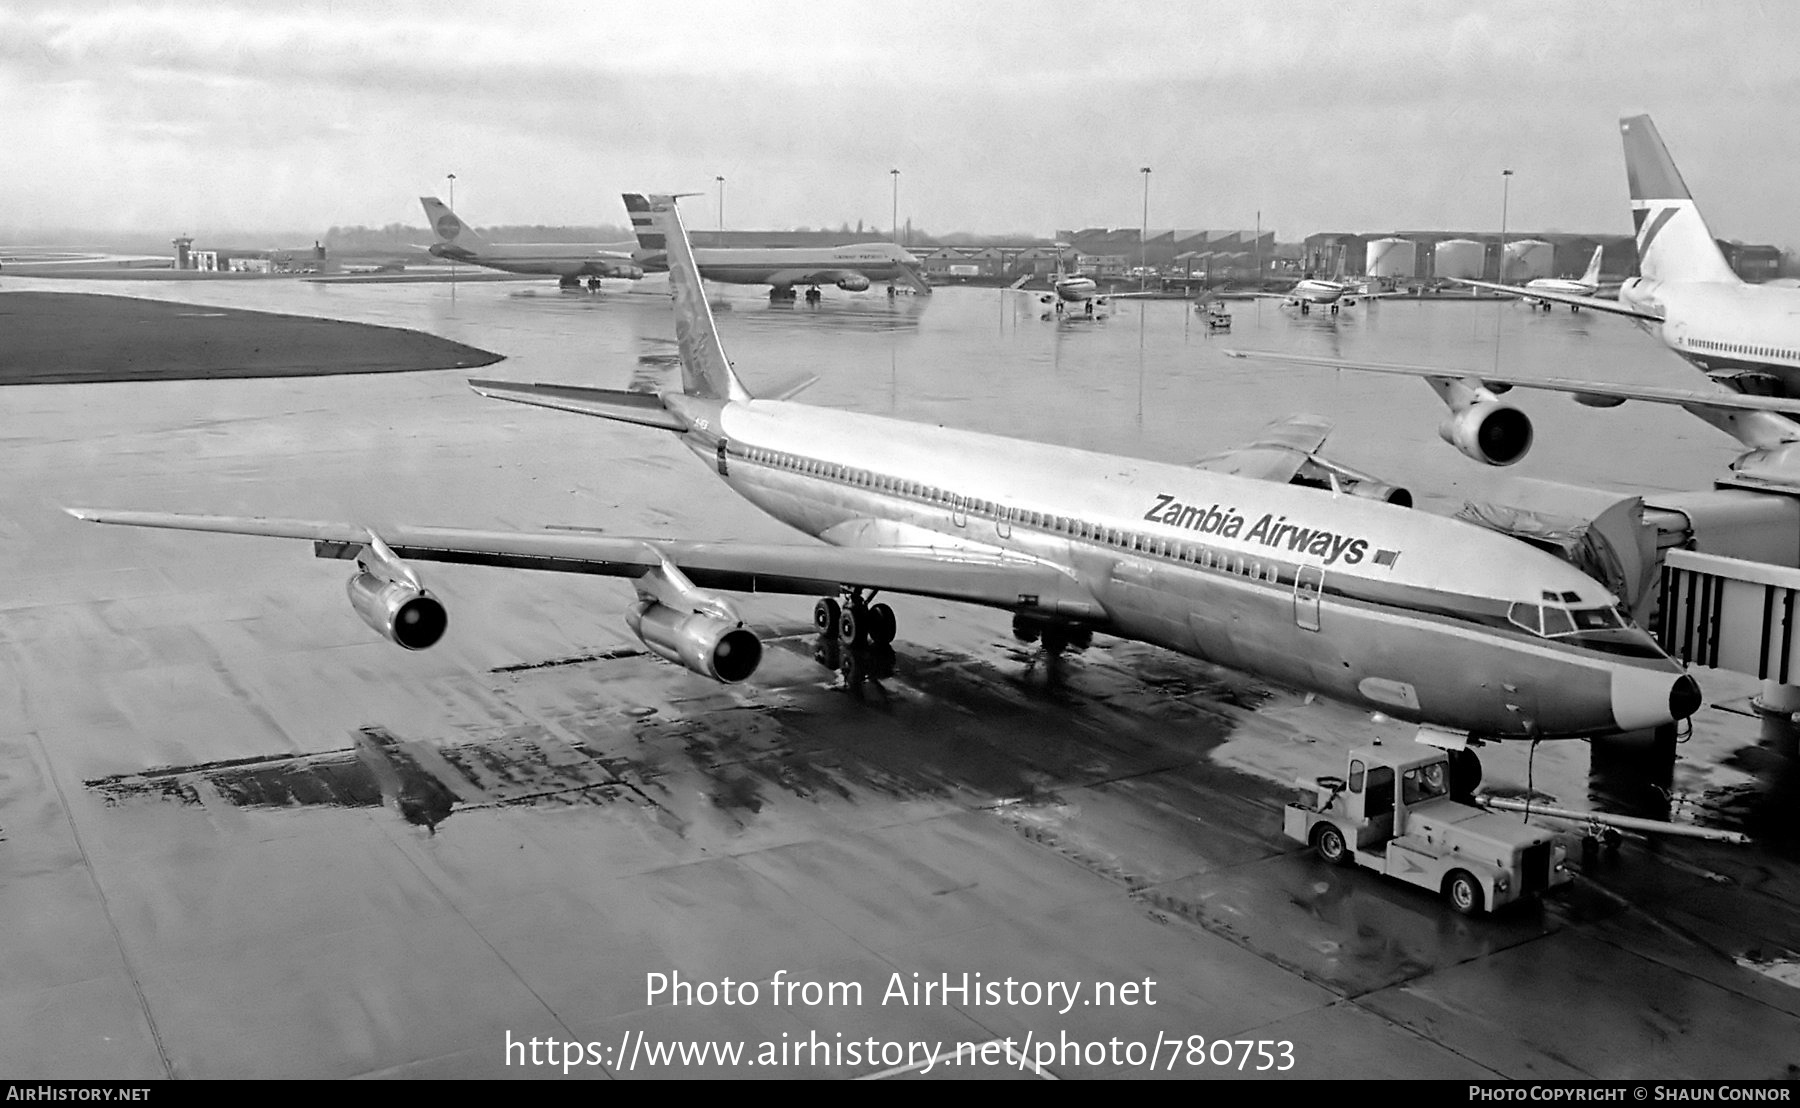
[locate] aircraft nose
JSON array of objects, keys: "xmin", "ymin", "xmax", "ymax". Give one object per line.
[
  {"xmin": 1670, "ymin": 672, "xmax": 1702, "ymax": 721},
  {"xmin": 1610, "ymin": 666, "xmax": 1704, "ymax": 731}
]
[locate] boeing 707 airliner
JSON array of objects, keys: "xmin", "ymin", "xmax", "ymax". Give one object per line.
[{"xmin": 70, "ymin": 193, "xmax": 1700, "ymax": 794}]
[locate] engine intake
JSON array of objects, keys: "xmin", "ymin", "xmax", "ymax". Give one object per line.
[
  {"xmin": 1439, "ymin": 399, "xmax": 1533, "ymax": 466},
  {"xmin": 836, "ymin": 274, "xmax": 871, "ymax": 292},
  {"xmin": 347, "ymin": 571, "xmax": 447, "ymax": 650},
  {"xmin": 627, "ymin": 600, "xmax": 762, "ymax": 683}
]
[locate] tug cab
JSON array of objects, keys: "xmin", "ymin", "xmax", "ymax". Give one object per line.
[{"xmin": 1283, "ymin": 746, "xmax": 1570, "ymax": 914}]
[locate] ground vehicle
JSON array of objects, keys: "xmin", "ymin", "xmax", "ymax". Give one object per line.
[{"xmin": 1283, "ymin": 746, "xmax": 1570, "ymax": 914}]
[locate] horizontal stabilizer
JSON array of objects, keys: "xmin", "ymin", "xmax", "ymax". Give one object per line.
[{"xmin": 467, "ymin": 379, "xmax": 686, "ymax": 430}]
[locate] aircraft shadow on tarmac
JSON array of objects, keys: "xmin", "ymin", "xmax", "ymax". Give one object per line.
[
  {"xmin": 78, "ymin": 623, "xmax": 1798, "ymax": 857},
  {"xmin": 82, "ymin": 630, "xmax": 1263, "ymax": 837}
]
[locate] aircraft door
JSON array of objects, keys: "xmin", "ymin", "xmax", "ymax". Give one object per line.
[
  {"xmin": 716, "ymin": 439, "xmax": 730, "ymax": 477},
  {"xmin": 996, "ymin": 506, "xmax": 1011, "ymax": 540},
  {"xmin": 951, "ymin": 495, "xmax": 967, "ymax": 528},
  {"xmin": 1294, "ymin": 565, "xmax": 1323, "ymax": 631}
]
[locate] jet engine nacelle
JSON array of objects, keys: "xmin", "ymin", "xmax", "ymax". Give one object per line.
[
  {"xmin": 836, "ymin": 274, "xmax": 871, "ymax": 292},
  {"xmin": 1438, "ymin": 399, "xmax": 1533, "ymax": 467},
  {"xmin": 1293, "ymin": 455, "xmax": 1414, "ymax": 507},
  {"xmin": 1338, "ymin": 478, "xmax": 1412, "ymax": 506},
  {"xmin": 347, "ymin": 571, "xmax": 448, "ymax": 650},
  {"xmin": 626, "ymin": 599, "xmax": 763, "ymax": 683},
  {"xmin": 608, "ymin": 263, "xmax": 645, "ymax": 280}
]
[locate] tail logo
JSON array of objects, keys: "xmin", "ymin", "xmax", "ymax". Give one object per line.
[
  {"xmin": 434, "ymin": 213, "xmax": 462, "ymax": 240},
  {"xmin": 1634, "ymin": 206, "xmax": 1678, "ymax": 258}
]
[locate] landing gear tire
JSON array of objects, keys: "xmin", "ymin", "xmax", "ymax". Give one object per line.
[
  {"xmin": 1329, "ymin": 303, "xmax": 1340, "ymax": 315},
  {"xmin": 586, "ymin": 277, "xmax": 602, "ymax": 291},
  {"xmin": 1444, "ymin": 870, "xmax": 1484, "ymax": 916},
  {"xmin": 867, "ymin": 603, "xmax": 896, "ymax": 645},
  {"xmin": 814, "ymin": 597, "xmax": 841, "ymax": 634},
  {"xmin": 805, "ymin": 287, "xmax": 821, "ymax": 303},
  {"xmin": 1314, "ymin": 824, "xmax": 1350, "ymax": 866},
  {"xmin": 838, "ymin": 604, "xmax": 866, "ymax": 646},
  {"xmin": 1447, "ymin": 749, "xmax": 1483, "ymax": 800},
  {"xmin": 1300, "ymin": 302, "xmax": 1310, "ymax": 315}
]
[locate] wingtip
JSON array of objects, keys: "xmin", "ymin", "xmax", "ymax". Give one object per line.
[{"xmin": 64, "ymin": 507, "xmax": 96, "ymax": 522}]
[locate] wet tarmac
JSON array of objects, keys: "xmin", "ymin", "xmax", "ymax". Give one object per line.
[{"xmin": 2, "ymin": 277, "xmax": 1797, "ymax": 1078}]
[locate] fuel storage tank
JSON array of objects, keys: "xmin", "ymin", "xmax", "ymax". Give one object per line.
[
  {"xmin": 1365, "ymin": 237, "xmax": 1417, "ymax": 279},
  {"xmin": 1433, "ymin": 238, "xmax": 1485, "ymax": 281},
  {"xmin": 1502, "ymin": 239, "xmax": 1553, "ymax": 281}
]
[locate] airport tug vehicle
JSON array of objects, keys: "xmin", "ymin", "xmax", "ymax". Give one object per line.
[{"xmin": 1284, "ymin": 746, "xmax": 1570, "ymax": 915}]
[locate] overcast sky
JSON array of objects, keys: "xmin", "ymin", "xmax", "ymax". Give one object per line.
[{"xmin": 7, "ymin": 0, "xmax": 1800, "ymax": 245}]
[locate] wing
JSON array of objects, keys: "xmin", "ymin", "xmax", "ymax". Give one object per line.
[
  {"xmin": 1189, "ymin": 413, "xmax": 1333, "ymax": 482},
  {"xmin": 64, "ymin": 510, "xmax": 1102, "ymax": 619},
  {"xmin": 1449, "ymin": 278, "xmax": 1663, "ymax": 321},
  {"xmin": 1221, "ymin": 349, "xmax": 1800, "ymax": 417}
]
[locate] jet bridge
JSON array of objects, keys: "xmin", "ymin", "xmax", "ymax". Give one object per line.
[{"xmin": 1658, "ymin": 548, "xmax": 1800, "ymax": 755}]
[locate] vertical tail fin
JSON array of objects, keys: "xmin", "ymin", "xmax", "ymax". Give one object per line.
[
  {"xmin": 419, "ymin": 197, "xmax": 488, "ymax": 249},
  {"xmin": 1619, "ymin": 115, "xmax": 1739, "ymax": 285},
  {"xmin": 623, "ymin": 194, "xmax": 751, "ymax": 403},
  {"xmin": 1580, "ymin": 244, "xmax": 1604, "ymax": 286}
]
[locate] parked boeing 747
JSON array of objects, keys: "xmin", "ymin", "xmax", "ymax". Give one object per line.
[
  {"xmin": 419, "ymin": 196, "xmax": 643, "ymax": 289},
  {"xmin": 69, "ymin": 194, "xmax": 1701, "ymax": 794},
  {"xmin": 1229, "ymin": 115, "xmax": 1800, "ymax": 493},
  {"xmin": 1456, "ymin": 115, "xmax": 1800, "ymax": 399}
]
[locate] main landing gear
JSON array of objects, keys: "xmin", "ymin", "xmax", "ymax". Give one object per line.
[
  {"xmin": 1012, "ymin": 613, "xmax": 1092, "ymax": 666},
  {"xmin": 769, "ymin": 286, "xmax": 798, "ymax": 301},
  {"xmin": 804, "ymin": 286, "xmax": 822, "ymax": 304},
  {"xmin": 814, "ymin": 590, "xmax": 896, "ymax": 646}
]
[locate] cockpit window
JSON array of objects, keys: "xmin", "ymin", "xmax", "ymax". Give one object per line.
[
  {"xmin": 1572, "ymin": 607, "xmax": 1625, "ymax": 631},
  {"xmin": 1511, "ymin": 600, "xmax": 1631, "ymax": 640},
  {"xmin": 1541, "ymin": 606, "xmax": 1576, "ymax": 636},
  {"xmin": 1507, "ymin": 602, "xmax": 1542, "ymax": 635}
]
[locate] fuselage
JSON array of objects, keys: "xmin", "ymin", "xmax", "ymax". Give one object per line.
[
  {"xmin": 1289, "ymin": 279, "xmax": 1351, "ymax": 304},
  {"xmin": 1525, "ymin": 276, "xmax": 1599, "ymax": 297},
  {"xmin": 428, "ymin": 240, "xmax": 641, "ymax": 279},
  {"xmin": 1053, "ymin": 275, "xmax": 1099, "ymax": 301},
  {"xmin": 663, "ymin": 394, "xmax": 1696, "ymax": 740},
  {"xmin": 635, "ymin": 244, "xmax": 925, "ymax": 288},
  {"xmin": 1624, "ymin": 277, "xmax": 1800, "ymax": 395}
]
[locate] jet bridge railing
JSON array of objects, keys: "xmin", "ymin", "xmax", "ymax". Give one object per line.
[{"xmin": 1657, "ymin": 548, "xmax": 1800, "ymax": 680}]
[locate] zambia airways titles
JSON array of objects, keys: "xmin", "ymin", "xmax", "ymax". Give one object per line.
[{"xmin": 1141, "ymin": 494, "xmax": 1395, "ymax": 568}]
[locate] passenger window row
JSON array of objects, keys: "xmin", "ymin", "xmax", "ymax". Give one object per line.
[
  {"xmin": 737, "ymin": 444, "xmax": 1290, "ymax": 586},
  {"xmin": 1693, "ymin": 338, "xmax": 1794, "ymax": 361}
]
